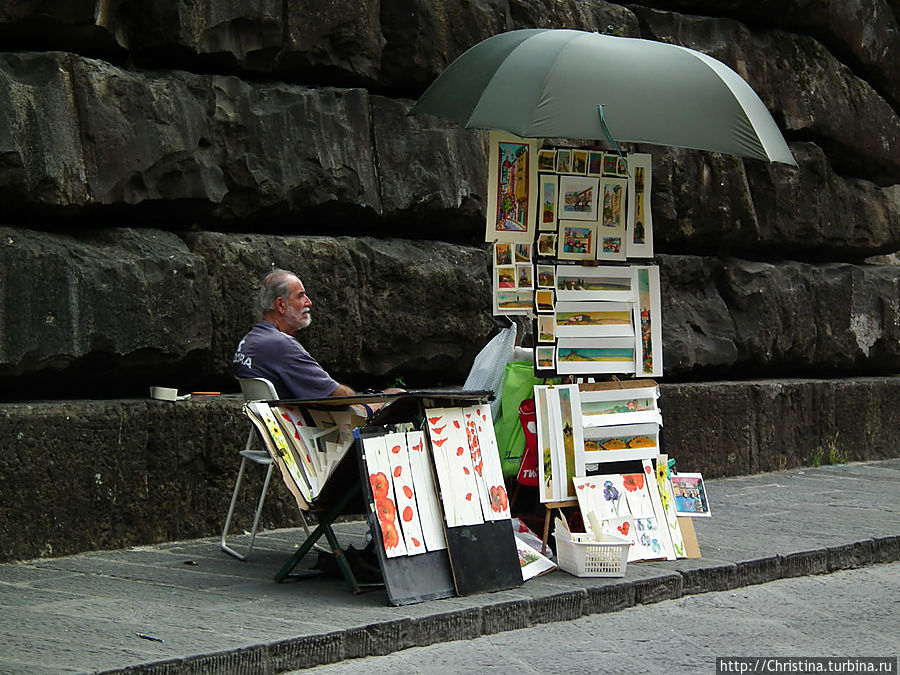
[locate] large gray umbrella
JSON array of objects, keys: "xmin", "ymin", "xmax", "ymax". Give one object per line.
[{"xmin": 411, "ymin": 29, "xmax": 796, "ymax": 166}]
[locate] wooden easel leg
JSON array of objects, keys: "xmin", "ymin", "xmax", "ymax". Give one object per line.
[{"xmin": 541, "ymin": 506, "xmax": 552, "ymax": 555}]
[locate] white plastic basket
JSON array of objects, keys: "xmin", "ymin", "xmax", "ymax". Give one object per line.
[{"xmin": 553, "ymin": 531, "xmax": 630, "ymax": 577}]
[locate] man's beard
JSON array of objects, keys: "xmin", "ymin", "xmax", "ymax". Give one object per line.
[{"xmin": 287, "ymin": 306, "xmax": 311, "ymax": 331}]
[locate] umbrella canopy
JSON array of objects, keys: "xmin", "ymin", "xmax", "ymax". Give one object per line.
[{"xmin": 411, "ymin": 29, "xmax": 796, "ymax": 166}]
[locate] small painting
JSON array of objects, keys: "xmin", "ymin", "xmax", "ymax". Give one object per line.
[
  {"xmin": 558, "ymin": 176, "xmax": 600, "ymax": 221},
  {"xmin": 539, "ymin": 174, "xmax": 558, "ymax": 231},
  {"xmin": 537, "ymin": 233, "xmax": 558, "ymax": 257},
  {"xmin": 536, "ymin": 264, "xmax": 556, "ymax": 288},
  {"xmin": 556, "ymin": 265, "xmax": 635, "ymax": 301},
  {"xmin": 571, "ymin": 149, "xmax": 589, "ymax": 175},
  {"xmin": 556, "ymin": 148, "xmax": 572, "ymax": 173},
  {"xmin": 587, "ymin": 150, "xmax": 605, "ymax": 177},
  {"xmin": 557, "ymin": 221, "xmax": 597, "ymax": 261},
  {"xmin": 517, "ymin": 264, "xmax": 533, "ymax": 289},
  {"xmin": 554, "ymin": 301, "xmax": 635, "ymax": 338},
  {"xmin": 494, "ymin": 242, "xmax": 512, "ymax": 266},
  {"xmin": 535, "ymin": 288, "xmax": 555, "ymax": 313},
  {"xmin": 597, "ymin": 234, "xmax": 626, "ymax": 262},
  {"xmin": 537, "ymin": 314, "xmax": 556, "ymax": 343},
  {"xmin": 600, "ymin": 177, "xmax": 627, "ymax": 230},
  {"xmin": 496, "ymin": 290, "xmax": 532, "ymax": 312},
  {"xmin": 535, "ymin": 346, "xmax": 556, "ymax": 371},
  {"xmin": 538, "ymin": 148, "xmax": 557, "ymax": 171},
  {"xmin": 670, "ymin": 473, "xmax": 711, "ymax": 517},
  {"xmin": 515, "ymin": 242, "xmax": 532, "ymax": 263},
  {"xmin": 496, "ymin": 265, "xmax": 516, "ymax": 289},
  {"xmin": 556, "ymin": 337, "xmax": 637, "ymax": 375}
]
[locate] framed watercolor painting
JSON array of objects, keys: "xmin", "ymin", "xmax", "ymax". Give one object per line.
[
  {"xmin": 554, "ymin": 301, "xmax": 635, "ymax": 338},
  {"xmin": 587, "ymin": 150, "xmax": 605, "ymax": 177},
  {"xmin": 517, "ymin": 264, "xmax": 534, "ymax": 290},
  {"xmin": 537, "ymin": 314, "xmax": 556, "ymax": 343},
  {"xmin": 626, "ymin": 153, "xmax": 654, "ymax": 258},
  {"xmin": 494, "ymin": 242, "xmax": 513, "ymax": 266},
  {"xmin": 486, "ymin": 131, "xmax": 538, "ymax": 244},
  {"xmin": 538, "ymin": 148, "xmax": 556, "ymax": 171},
  {"xmin": 515, "ymin": 242, "xmax": 532, "ymax": 263},
  {"xmin": 535, "ymin": 288, "xmax": 555, "ymax": 314},
  {"xmin": 557, "ymin": 220, "xmax": 597, "ymax": 261},
  {"xmin": 558, "ymin": 175, "xmax": 600, "ymax": 221},
  {"xmin": 537, "ymin": 233, "xmax": 558, "ymax": 257},
  {"xmin": 536, "ymin": 264, "xmax": 556, "ymax": 288},
  {"xmin": 670, "ymin": 473, "xmax": 711, "ymax": 517},
  {"xmin": 539, "ymin": 174, "xmax": 559, "ymax": 231},
  {"xmin": 571, "ymin": 149, "xmax": 588, "ymax": 175},
  {"xmin": 633, "ymin": 265, "xmax": 662, "ymax": 377},
  {"xmin": 555, "ymin": 148, "xmax": 572, "ymax": 173},
  {"xmin": 556, "ymin": 337, "xmax": 637, "ymax": 375},
  {"xmin": 556, "ymin": 265, "xmax": 635, "ymax": 302}
]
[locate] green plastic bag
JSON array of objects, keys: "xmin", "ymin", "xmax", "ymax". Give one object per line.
[{"xmin": 493, "ymin": 361, "xmax": 543, "ymax": 478}]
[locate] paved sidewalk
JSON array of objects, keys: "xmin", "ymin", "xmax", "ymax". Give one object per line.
[{"xmin": 1, "ymin": 460, "xmax": 898, "ymax": 674}]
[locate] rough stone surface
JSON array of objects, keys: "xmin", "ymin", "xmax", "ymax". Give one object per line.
[
  {"xmin": 0, "ymin": 226, "xmax": 211, "ymax": 395},
  {"xmin": 659, "ymin": 255, "xmax": 900, "ymax": 377},
  {"xmin": 186, "ymin": 231, "xmax": 494, "ymax": 390}
]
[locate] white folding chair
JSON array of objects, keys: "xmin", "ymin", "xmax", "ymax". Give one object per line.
[{"xmin": 221, "ymin": 377, "xmax": 317, "ymax": 560}]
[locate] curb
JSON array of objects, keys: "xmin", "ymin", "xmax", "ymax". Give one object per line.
[{"xmin": 97, "ymin": 534, "xmax": 900, "ymax": 674}]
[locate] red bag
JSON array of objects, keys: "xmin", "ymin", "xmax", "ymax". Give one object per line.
[{"xmin": 516, "ymin": 399, "xmax": 539, "ymax": 486}]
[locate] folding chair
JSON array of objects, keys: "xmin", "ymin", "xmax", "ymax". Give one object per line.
[{"xmin": 221, "ymin": 377, "xmax": 317, "ymax": 560}]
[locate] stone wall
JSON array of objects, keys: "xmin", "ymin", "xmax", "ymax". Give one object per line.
[{"xmin": 0, "ymin": 0, "xmax": 898, "ymax": 560}]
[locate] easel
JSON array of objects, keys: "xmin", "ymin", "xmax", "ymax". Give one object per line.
[{"xmin": 540, "ymin": 499, "xmax": 578, "ymax": 554}]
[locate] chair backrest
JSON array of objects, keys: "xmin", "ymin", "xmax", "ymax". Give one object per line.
[{"xmin": 239, "ymin": 377, "xmax": 279, "ymax": 401}]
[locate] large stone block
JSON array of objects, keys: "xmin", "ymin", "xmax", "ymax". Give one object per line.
[
  {"xmin": 632, "ymin": 0, "xmax": 900, "ymax": 109},
  {"xmin": 651, "ymin": 144, "xmax": 900, "ymax": 257},
  {"xmin": 660, "ymin": 254, "xmax": 900, "ymax": 376},
  {"xmin": 371, "ymin": 96, "xmax": 488, "ymax": 240},
  {"xmin": 0, "ymin": 226, "xmax": 211, "ymax": 395},
  {"xmin": 185, "ymin": 232, "xmax": 494, "ymax": 389},
  {"xmin": 632, "ymin": 8, "xmax": 900, "ymax": 185}
]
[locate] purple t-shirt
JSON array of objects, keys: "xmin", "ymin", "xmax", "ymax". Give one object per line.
[{"xmin": 232, "ymin": 321, "xmax": 339, "ymax": 400}]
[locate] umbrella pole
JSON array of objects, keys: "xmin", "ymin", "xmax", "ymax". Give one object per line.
[{"xmin": 597, "ymin": 105, "xmax": 630, "ymax": 175}]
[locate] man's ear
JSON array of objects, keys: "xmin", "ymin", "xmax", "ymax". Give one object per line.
[{"xmin": 273, "ymin": 296, "xmax": 286, "ymax": 313}]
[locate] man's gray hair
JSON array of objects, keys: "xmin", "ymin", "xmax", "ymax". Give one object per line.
[{"xmin": 258, "ymin": 268, "xmax": 298, "ymax": 313}]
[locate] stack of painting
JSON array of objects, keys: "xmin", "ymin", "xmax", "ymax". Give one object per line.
[
  {"xmin": 359, "ymin": 403, "xmax": 521, "ymax": 601},
  {"xmin": 486, "ymin": 131, "xmax": 661, "ymax": 379},
  {"xmin": 533, "ymin": 381, "xmax": 662, "ymax": 503}
]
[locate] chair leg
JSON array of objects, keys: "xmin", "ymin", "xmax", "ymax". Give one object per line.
[{"xmin": 221, "ymin": 455, "xmax": 251, "ymax": 561}]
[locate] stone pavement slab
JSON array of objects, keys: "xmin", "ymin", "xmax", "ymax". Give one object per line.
[{"xmin": 0, "ymin": 460, "xmax": 897, "ymax": 674}]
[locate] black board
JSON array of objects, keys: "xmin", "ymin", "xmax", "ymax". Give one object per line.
[{"xmin": 444, "ymin": 519, "xmax": 522, "ymax": 596}]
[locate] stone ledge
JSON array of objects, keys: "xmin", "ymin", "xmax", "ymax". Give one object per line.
[{"xmin": 2, "ymin": 377, "xmax": 899, "ymax": 563}]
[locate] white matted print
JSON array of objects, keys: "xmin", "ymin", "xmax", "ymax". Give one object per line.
[
  {"xmin": 581, "ymin": 422, "xmax": 660, "ymax": 465},
  {"xmin": 535, "ymin": 288, "xmax": 555, "ymax": 314},
  {"xmin": 557, "ymin": 221, "xmax": 597, "ymax": 261},
  {"xmin": 425, "ymin": 408, "xmax": 485, "ymax": 527},
  {"xmin": 597, "ymin": 231, "xmax": 626, "ymax": 262},
  {"xmin": 537, "ymin": 264, "xmax": 556, "ymax": 288},
  {"xmin": 486, "ymin": 131, "xmax": 539, "ymax": 244},
  {"xmin": 536, "ymin": 232, "xmax": 558, "ymax": 257},
  {"xmin": 405, "ymin": 431, "xmax": 447, "ymax": 551},
  {"xmin": 496, "ymin": 265, "xmax": 516, "ymax": 290},
  {"xmin": 534, "ymin": 386, "xmax": 555, "ymax": 499},
  {"xmin": 555, "ymin": 148, "xmax": 572, "ymax": 173},
  {"xmin": 602, "ymin": 153, "xmax": 628, "ymax": 177},
  {"xmin": 571, "ymin": 149, "xmax": 589, "ymax": 175},
  {"xmin": 627, "ymin": 153, "xmax": 653, "ymax": 258},
  {"xmin": 579, "ymin": 385, "xmax": 661, "ymax": 428},
  {"xmin": 463, "ymin": 405, "xmax": 510, "ymax": 520},
  {"xmin": 494, "ymin": 242, "xmax": 513, "ymax": 266},
  {"xmin": 495, "ymin": 289, "xmax": 532, "ymax": 315},
  {"xmin": 535, "ymin": 345, "xmax": 556, "ymax": 371},
  {"xmin": 539, "ymin": 174, "xmax": 559, "ymax": 231},
  {"xmin": 362, "ymin": 434, "xmax": 408, "ymax": 557},
  {"xmin": 384, "ymin": 432, "xmax": 427, "ymax": 555},
  {"xmin": 537, "ymin": 314, "xmax": 556, "ymax": 343},
  {"xmin": 558, "ymin": 175, "xmax": 600, "ymax": 221},
  {"xmin": 545, "ymin": 384, "xmax": 581, "ymax": 502},
  {"xmin": 538, "ymin": 148, "xmax": 556, "ymax": 171},
  {"xmin": 516, "ymin": 264, "xmax": 534, "ymax": 289},
  {"xmin": 670, "ymin": 472, "xmax": 711, "ymax": 517},
  {"xmin": 587, "ymin": 150, "xmax": 605, "ymax": 177},
  {"xmin": 555, "ymin": 301, "xmax": 635, "ymax": 338},
  {"xmin": 556, "ymin": 337, "xmax": 637, "ymax": 375},
  {"xmin": 515, "ymin": 242, "xmax": 532, "ymax": 263},
  {"xmin": 634, "ymin": 265, "xmax": 663, "ymax": 377},
  {"xmin": 556, "ymin": 265, "xmax": 635, "ymax": 302}
]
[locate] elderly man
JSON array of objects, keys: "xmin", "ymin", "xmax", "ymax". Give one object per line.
[{"xmin": 232, "ymin": 268, "xmax": 358, "ymax": 400}]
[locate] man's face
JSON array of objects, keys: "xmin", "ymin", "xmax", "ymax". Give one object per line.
[{"xmin": 281, "ymin": 277, "xmax": 313, "ymax": 332}]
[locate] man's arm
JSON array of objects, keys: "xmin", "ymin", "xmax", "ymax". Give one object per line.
[{"xmin": 330, "ymin": 383, "xmax": 357, "ymax": 397}]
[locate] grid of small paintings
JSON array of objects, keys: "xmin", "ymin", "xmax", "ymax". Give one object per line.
[{"xmin": 487, "ymin": 131, "xmax": 660, "ymax": 378}]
